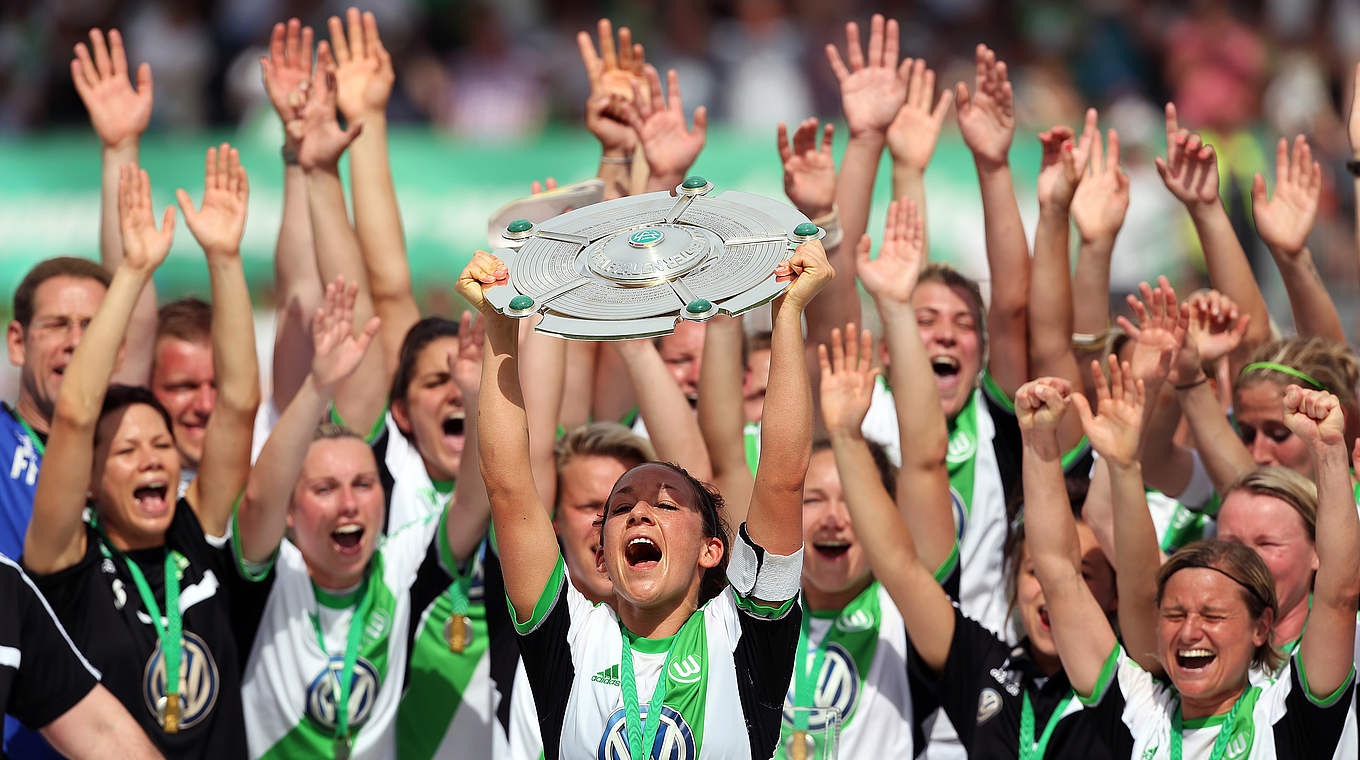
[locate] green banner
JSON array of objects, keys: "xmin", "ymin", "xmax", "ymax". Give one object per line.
[{"xmin": 0, "ymin": 122, "xmax": 1044, "ymax": 312}]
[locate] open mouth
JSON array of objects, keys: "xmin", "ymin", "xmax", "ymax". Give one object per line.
[
  {"xmin": 814, "ymin": 541, "xmax": 851, "ymax": 560},
  {"xmin": 931, "ymin": 356, "xmax": 961, "ymax": 379},
  {"xmin": 133, "ymin": 482, "xmax": 170, "ymax": 514},
  {"xmin": 1176, "ymin": 648, "xmax": 1216, "ymax": 671},
  {"xmin": 332, "ymin": 524, "xmax": 365, "ymax": 552},
  {"xmin": 624, "ymin": 536, "xmax": 662, "ymax": 568},
  {"xmin": 1037, "ymin": 607, "xmax": 1051, "ymax": 630},
  {"xmin": 442, "ymin": 413, "xmax": 465, "ymax": 439}
]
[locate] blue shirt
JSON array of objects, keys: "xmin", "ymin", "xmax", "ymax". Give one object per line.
[{"xmin": 0, "ymin": 404, "xmax": 42, "ymax": 561}]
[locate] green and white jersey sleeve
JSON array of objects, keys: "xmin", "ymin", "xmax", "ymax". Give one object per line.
[
  {"xmin": 1079, "ymin": 644, "xmax": 1356, "ymax": 759},
  {"xmin": 240, "ymin": 519, "xmax": 434, "ymax": 759}
]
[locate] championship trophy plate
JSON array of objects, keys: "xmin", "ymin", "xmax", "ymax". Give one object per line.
[{"xmin": 483, "ymin": 176, "xmax": 824, "ymax": 340}]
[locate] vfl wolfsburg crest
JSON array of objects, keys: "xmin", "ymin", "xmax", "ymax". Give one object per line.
[
  {"xmin": 305, "ymin": 656, "xmax": 380, "ymax": 730},
  {"xmin": 141, "ymin": 631, "xmax": 219, "ymax": 730},
  {"xmin": 669, "ymin": 654, "xmax": 703, "ymax": 684},
  {"xmin": 782, "ymin": 643, "xmax": 861, "ymax": 732},
  {"xmin": 946, "ymin": 426, "xmax": 976, "ymax": 464},
  {"xmin": 598, "ymin": 704, "xmax": 697, "ymax": 760}
]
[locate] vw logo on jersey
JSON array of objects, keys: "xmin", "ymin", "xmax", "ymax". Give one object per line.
[
  {"xmin": 305, "ymin": 655, "xmax": 380, "ymax": 731},
  {"xmin": 668, "ymin": 654, "xmax": 703, "ymax": 684},
  {"xmin": 141, "ymin": 631, "xmax": 219, "ymax": 730},
  {"xmin": 627, "ymin": 229, "xmax": 665, "ymax": 248},
  {"xmin": 946, "ymin": 426, "xmax": 976, "ymax": 465},
  {"xmin": 976, "ymin": 688, "xmax": 1002, "ymax": 725},
  {"xmin": 598, "ymin": 704, "xmax": 696, "ymax": 760},
  {"xmin": 781, "ymin": 642, "xmax": 861, "ymax": 730},
  {"xmin": 834, "ymin": 608, "xmax": 875, "ymax": 633}
]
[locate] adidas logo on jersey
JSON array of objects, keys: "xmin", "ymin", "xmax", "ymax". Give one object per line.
[{"xmin": 592, "ymin": 664, "xmax": 621, "ymax": 686}]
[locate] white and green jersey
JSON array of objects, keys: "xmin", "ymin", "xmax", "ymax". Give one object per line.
[
  {"xmin": 512, "ymin": 553, "xmax": 800, "ymax": 759},
  {"xmin": 774, "ymin": 582, "xmax": 923, "ymax": 759},
  {"xmin": 1146, "ymin": 489, "xmax": 1216, "ymax": 555},
  {"xmin": 1079, "ymin": 644, "xmax": 1356, "ymax": 759},
  {"xmin": 240, "ymin": 514, "xmax": 454, "ymax": 759}
]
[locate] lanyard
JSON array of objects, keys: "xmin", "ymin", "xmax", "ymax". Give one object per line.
[
  {"xmin": 15, "ymin": 413, "xmax": 44, "ymax": 456},
  {"xmin": 97, "ymin": 532, "xmax": 182, "ymax": 730},
  {"xmin": 1170, "ymin": 688, "xmax": 1249, "ymax": 760},
  {"xmin": 309, "ymin": 572, "xmax": 373, "ymax": 748},
  {"xmin": 619, "ymin": 620, "xmax": 688, "ymax": 760},
  {"xmin": 792, "ymin": 606, "xmax": 830, "ymax": 731},
  {"xmin": 1019, "ymin": 689, "xmax": 1073, "ymax": 760},
  {"xmin": 443, "ymin": 540, "xmax": 480, "ymax": 653}
]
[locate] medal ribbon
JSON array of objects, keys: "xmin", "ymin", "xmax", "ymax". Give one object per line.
[
  {"xmin": 96, "ymin": 529, "xmax": 183, "ymax": 719},
  {"xmin": 15, "ymin": 413, "xmax": 45, "ymax": 456},
  {"xmin": 1170, "ymin": 687, "xmax": 1252, "ymax": 760},
  {"xmin": 792, "ymin": 612, "xmax": 830, "ymax": 732},
  {"xmin": 309, "ymin": 571, "xmax": 374, "ymax": 749},
  {"xmin": 1018, "ymin": 689, "xmax": 1073, "ymax": 760},
  {"xmin": 619, "ymin": 613, "xmax": 702, "ymax": 760}
]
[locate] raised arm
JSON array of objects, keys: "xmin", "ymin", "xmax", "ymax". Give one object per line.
[
  {"xmin": 612, "ymin": 339, "xmax": 712, "ymax": 481},
  {"xmin": 623, "ymin": 66, "xmax": 706, "ymax": 194},
  {"xmin": 578, "ymin": 19, "xmax": 646, "ymax": 200},
  {"xmin": 856, "ymin": 198, "xmax": 955, "ymax": 572},
  {"xmin": 1155, "ymin": 104, "xmax": 1271, "ymax": 368},
  {"xmin": 25, "ymin": 167, "xmax": 173, "ymax": 575},
  {"xmin": 445, "ymin": 312, "xmax": 493, "ymax": 561},
  {"xmin": 956, "ymin": 45, "xmax": 1029, "ymax": 396},
  {"xmin": 72, "ymin": 28, "xmax": 157, "ymax": 387},
  {"xmin": 1252, "ymin": 135, "xmax": 1345, "ymax": 342},
  {"xmin": 238, "ymin": 278, "xmax": 379, "ymax": 562},
  {"xmin": 746, "ymin": 242, "xmax": 834, "ymax": 557},
  {"xmin": 261, "ymin": 19, "xmax": 323, "ymax": 410},
  {"xmin": 1070, "ymin": 127, "xmax": 1130, "ymax": 399},
  {"xmin": 1285, "ymin": 387, "xmax": 1360, "ymax": 699},
  {"xmin": 1074, "ymin": 357, "xmax": 1163, "ymax": 673},
  {"xmin": 457, "ymin": 252, "xmax": 558, "ymax": 618},
  {"xmin": 697, "ymin": 314, "xmax": 754, "ymax": 517},
  {"xmin": 518, "ymin": 316, "xmax": 566, "ymax": 510},
  {"xmin": 176, "ymin": 145, "xmax": 260, "ymax": 538},
  {"xmin": 1016, "ymin": 378, "xmax": 1118, "ymax": 697},
  {"xmin": 885, "ymin": 57, "xmax": 952, "ymax": 252},
  {"xmin": 297, "ymin": 42, "xmax": 388, "ymax": 437},
  {"xmin": 820, "ymin": 325, "xmax": 955, "ymax": 671},
  {"xmin": 1164, "ymin": 310, "xmax": 1255, "ymax": 492},
  {"xmin": 331, "ymin": 9, "xmax": 420, "ymax": 378}
]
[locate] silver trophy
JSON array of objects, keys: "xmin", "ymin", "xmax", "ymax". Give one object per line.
[{"xmin": 483, "ymin": 176, "xmax": 823, "ymax": 340}]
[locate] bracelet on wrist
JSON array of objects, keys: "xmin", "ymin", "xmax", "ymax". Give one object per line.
[
  {"xmin": 811, "ymin": 205, "xmax": 839, "ymax": 228},
  {"xmin": 281, "ymin": 144, "xmax": 300, "ymax": 166},
  {"xmin": 1173, "ymin": 375, "xmax": 1209, "ymax": 390},
  {"xmin": 1071, "ymin": 329, "xmax": 1110, "ymax": 351},
  {"xmin": 600, "ymin": 155, "xmax": 634, "ymax": 164}
]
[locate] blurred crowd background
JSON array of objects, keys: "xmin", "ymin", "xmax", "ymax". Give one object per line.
[{"xmin": 3, "ymin": 0, "xmax": 1360, "ymax": 352}]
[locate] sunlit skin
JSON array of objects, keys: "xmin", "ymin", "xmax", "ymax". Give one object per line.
[
  {"xmin": 911, "ymin": 280, "xmax": 983, "ymax": 420},
  {"xmin": 91, "ymin": 404, "xmax": 181, "ymax": 552},
  {"xmin": 391, "ymin": 336, "xmax": 466, "ymax": 482},
  {"xmin": 1234, "ymin": 380, "xmax": 1313, "ymax": 475},
  {"xmin": 800, "ymin": 449, "xmax": 872, "ymax": 611},
  {"xmin": 1016, "ymin": 521, "xmax": 1117, "ymax": 675},
  {"xmin": 742, "ymin": 347, "xmax": 771, "ymax": 424},
  {"xmin": 1157, "ymin": 567, "xmax": 1273, "ymax": 719},
  {"xmin": 287, "ymin": 438, "xmax": 385, "ymax": 591},
  {"xmin": 554, "ymin": 454, "xmax": 633, "ymax": 603},
  {"xmin": 595, "ymin": 463, "xmax": 723, "ymax": 618},
  {"xmin": 659, "ymin": 320, "xmax": 705, "ymax": 403},
  {"xmin": 1216, "ymin": 490, "xmax": 1316, "ymax": 646},
  {"xmin": 151, "ymin": 336, "xmax": 215, "ymax": 469},
  {"xmin": 6, "ymin": 276, "xmax": 108, "ymax": 433}
]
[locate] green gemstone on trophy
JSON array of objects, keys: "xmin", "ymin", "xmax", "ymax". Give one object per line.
[
  {"xmin": 794, "ymin": 222, "xmax": 818, "ymax": 237},
  {"xmin": 509, "ymin": 295, "xmax": 535, "ymax": 311},
  {"xmin": 686, "ymin": 299, "xmax": 712, "ymax": 314},
  {"xmin": 507, "ymin": 218, "xmax": 533, "ymax": 233},
  {"xmin": 682, "ymin": 176, "xmax": 707, "ymax": 189}
]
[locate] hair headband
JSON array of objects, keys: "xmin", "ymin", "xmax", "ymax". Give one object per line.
[
  {"xmin": 1238, "ymin": 362, "xmax": 1329, "ymax": 393},
  {"xmin": 1181, "ymin": 563, "xmax": 1273, "ymax": 612}
]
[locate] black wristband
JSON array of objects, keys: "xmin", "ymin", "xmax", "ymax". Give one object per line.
[{"xmin": 1173, "ymin": 375, "xmax": 1209, "ymax": 390}]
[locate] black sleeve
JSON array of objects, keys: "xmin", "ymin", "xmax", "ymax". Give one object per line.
[
  {"xmin": 515, "ymin": 579, "xmax": 574, "ymax": 760},
  {"xmin": 2, "ymin": 560, "xmax": 98, "ymax": 729},
  {"xmin": 481, "ymin": 549, "xmax": 519, "ymax": 734},
  {"xmin": 905, "ymin": 605, "xmax": 1007, "ymax": 751},
  {"xmin": 1277, "ymin": 657, "xmax": 1354, "ymax": 756},
  {"xmin": 985, "ymin": 392, "xmax": 1025, "ymax": 517},
  {"xmin": 732, "ymin": 595, "xmax": 802, "ymax": 760},
  {"xmin": 370, "ymin": 428, "xmax": 397, "ymax": 534}
]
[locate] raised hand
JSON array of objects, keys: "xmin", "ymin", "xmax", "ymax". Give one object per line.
[
  {"xmin": 1073, "ymin": 356, "xmax": 1145, "ymax": 467},
  {"xmin": 578, "ymin": 18, "xmax": 646, "ymax": 100},
  {"xmin": 1015, "ymin": 377, "xmax": 1072, "ymax": 437},
  {"xmin": 1071, "ymin": 127, "xmax": 1130, "ymax": 243},
  {"xmin": 1252, "ymin": 135, "xmax": 1321, "ymax": 256},
  {"xmin": 885, "ymin": 58, "xmax": 953, "ymax": 171},
  {"xmin": 71, "ymin": 28, "xmax": 153, "ymax": 149},
  {"xmin": 259, "ymin": 18, "xmax": 314, "ymax": 136},
  {"xmin": 1036, "ymin": 109, "xmax": 1096, "ymax": 209},
  {"xmin": 1114, "ymin": 277, "xmax": 1188, "ymax": 387},
  {"xmin": 297, "ymin": 42, "xmax": 364, "ymax": 170},
  {"xmin": 1155, "ymin": 104, "xmax": 1220, "ymax": 209},
  {"xmin": 310, "ymin": 276, "xmax": 381, "ymax": 396},
  {"xmin": 777, "ymin": 118, "xmax": 836, "ymax": 219},
  {"xmin": 116, "ymin": 165, "xmax": 175, "ymax": 273},
  {"xmin": 825, "ymin": 14, "xmax": 909, "ymax": 138},
  {"xmin": 451, "ymin": 310, "xmax": 486, "ymax": 395},
  {"xmin": 624, "ymin": 66, "xmax": 707, "ymax": 184},
  {"xmin": 1283, "ymin": 385, "xmax": 1346, "ymax": 449},
  {"xmin": 818, "ymin": 324, "xmax": 879, "ymax": 435},
  {"xmin": 856, "ymin": 197, "xmax": 925, "ymax": 305},
  {"xmin": 175, "ymin": 143, "xmax": 249, "ymax": 257},
  {"xmin": 455, "ymin": 250, "xmax": 510, "ymax": 317},
  {"xmin": 328, "ymin": 8, "xmax": 394, "ymax": 120},
  {"xmin": 530, "ymin": 177, "xmax": 558, "ymax": 195},
  {"xmin": 776, "ymin": 240, "xmax": 836, "ymax": 310},
  {"xmin": 954, "ymin": 44, "xmax": 1015, "ymax": 169},
  {"xmin": 1186, "ymin": 290, "xmax": 1250, "ymax": 364}
]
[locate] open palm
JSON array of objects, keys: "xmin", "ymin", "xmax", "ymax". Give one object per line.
[
  {"xmin": 71, "ymin": 29, "xmax": 153, "ymax": 148},
  {"xmin": 311, "ymin": 277, "xmax": 380, "ymax": 395},
  {"xmin": 1252, "ymin": 135, "xmax": 1320, "ymax": 255},
  {"xmin": 826, "ymin": 15, "xmax": 908, "ymax": 137},
  {"xmin": 176, "ymin": 144, "xmax": 248, "ymax": 257},
  {"xmin": 1073, "ymin": 358, "xmax": 1144, "ymax": 466},
  {"xmin": 857, "ymin": 198, "xmax": 924, "ymax": 305},
  {"xmin": 818, "ymin": 325, "xmax": 878, "ymax": 435}
]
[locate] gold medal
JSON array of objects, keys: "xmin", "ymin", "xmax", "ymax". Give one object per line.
[
  {"xmin": 788, "ymin": 729, "xmax": 813, "ymax": 760},
  {"xmin": 446, "ymin": 613, "xmax": 468, "ymax": 653},
  {"xmin": 333, "ymin": 736, "xmax": 351, "ymax": 760},
  {"xmin": 160, "ymin": 693, "xmax": 180, "ymax": 733}
]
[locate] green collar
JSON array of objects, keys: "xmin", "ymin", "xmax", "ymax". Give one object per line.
[
  {"xmin": 312, "ymin": 579, "xmax": 365, "ymax": 609},
  {"xmin": 622, "ymin": 622, "xmax": 682, "ymax": 654}
]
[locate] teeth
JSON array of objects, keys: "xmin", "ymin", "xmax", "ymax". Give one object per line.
[
  {"xmin": 931, "ymin": 356, "xmax": 960, "ymax": 370},
  {"xmin": 815, "ymin": 541, "xmax": 850, "ymax": 548},
  {"xmin": 334, "ymin": 525, "xmax": 362, "ymax": 535},
  {"xmin": 629, "ymin": 537, "xmax": 655, "ymax": 547},
  {"xmin": 1179, "ymin": 649, "xmax": 1214, "ymax": 658},
  {"xmin": 444, "ymin": 412, "xmax": 465, "ymax": 422}
]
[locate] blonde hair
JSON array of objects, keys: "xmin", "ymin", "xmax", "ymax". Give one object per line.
[
  {"xmin": 1236, "ymin": 337, "xmax": 1360, "ymax": 413},
  {"xmin": 1222, "ymin": 466, "xmax": 1318, "ymax": 542},
  {"xmin": 1158, "ymin": 540, "xmax": 1284, "ymax": 673}
]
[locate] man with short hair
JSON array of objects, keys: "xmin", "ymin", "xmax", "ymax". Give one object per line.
[{"xmin": 150, "ymin": 297, "xmax": 216, "ymax": 493}]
